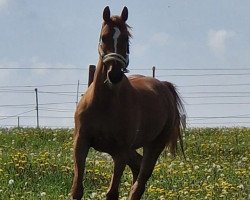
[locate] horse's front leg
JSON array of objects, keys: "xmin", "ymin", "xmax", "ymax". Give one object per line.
[
  {"xmin": 71, "ymin": 133, "xmax": 90, "ymax": 200},
  {"xmin": 106, "ymin": 154, "xmax": 127, "ymax": 200},
  {"xmin": 128, "ymin": 144, "xmax": 165, "ymax": 200},
  {"xmin": 127, "ymin": 150, "xmax": 142, "ymax": 184}
]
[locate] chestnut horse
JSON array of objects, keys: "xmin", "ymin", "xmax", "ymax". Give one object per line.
[{"xmin": 71, "ymin": 6, "xmax": 185, "ymax": 200}]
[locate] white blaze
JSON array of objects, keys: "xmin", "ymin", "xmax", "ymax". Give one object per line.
[{"xmin": 113, "ymin": 27, "xmax": 121, "ymax": 53}]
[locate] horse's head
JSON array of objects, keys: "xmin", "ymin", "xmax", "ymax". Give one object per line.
[{"xmin": 99, "ymin": 6, "xmax": 131, "ymax": 85}]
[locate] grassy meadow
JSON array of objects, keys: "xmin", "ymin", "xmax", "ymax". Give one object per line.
[{"xmin": 0, "ymin": 127, "xmax": 249, "ymax": 199}]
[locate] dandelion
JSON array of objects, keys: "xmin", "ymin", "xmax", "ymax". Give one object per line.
[
  {"xmin": 89, "ymin": 192, "xmax": 97, "ymax": 199},
  {"xmin": 221, "ymin": 189, "xmax": 228, "ymax": 194},
  {"xmin": 237, "ymin": 184, "xmax": 244, "ymax": 189},
  {"xmin": 9, "ymin": 179, "xmax": 14, "ymax": 185},
  {"xmin": 160, "ymin": 195, "xmax": 166, "ymax": 200},
  {"xmin": 40, "ymin": 192, "xmax": 46, "ymax": 197},
  {"xmin": 44, "ymin": 152, "xmax": 49, "ymax": 157},
  {"xmin": 167, "ymin": 152, "xmax": 171, "ymax": 157},
  {"xmin": 242, "ymin": 157, "xmax": 248, "ymax": 162},
  {"xmin": 194, "ymin": 165, "xmax": 199, "ymax": 170},
  {"xmin": 124, "ymin": 181, "xmax": 130, "ymax": 187},
  {"xmin": 168, "ymin": 162, "xmax": 175, "ymax": 169}
]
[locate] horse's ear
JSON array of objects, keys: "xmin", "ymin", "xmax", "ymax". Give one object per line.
[
  {"xmin": 121, "ymin": 6, "xmax": 128, "ymax": 22},
  {"xmin": 103, "ymin": 6, "xmax": 111, "ymax": 22}
]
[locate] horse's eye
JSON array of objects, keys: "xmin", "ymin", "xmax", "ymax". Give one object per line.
[{"xmin": 101, "ymin": 35, "xmax": 109, "ymax": 43}]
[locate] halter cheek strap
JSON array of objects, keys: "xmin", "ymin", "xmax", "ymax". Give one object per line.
[{"xmin": 98, "ymin": 42, "xmax": 130, "ymax": 73}]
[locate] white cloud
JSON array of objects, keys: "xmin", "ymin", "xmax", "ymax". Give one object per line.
[{"xmin": 207, "ymin": 29, "xmax": 235, "ymax": 56}]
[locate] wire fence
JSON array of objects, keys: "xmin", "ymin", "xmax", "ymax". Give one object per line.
[{"xmin": 0, "ymin": 66, "xmax": 250, "ymax": 128}]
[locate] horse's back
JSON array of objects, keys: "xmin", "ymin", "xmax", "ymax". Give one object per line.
[
  {"xmin": 129, "ymin": 75, "xmax": 163, "ymax": 91},
  {"xmin": 128, "ymin": 75, "xmax": 174, "ymax": 100}
]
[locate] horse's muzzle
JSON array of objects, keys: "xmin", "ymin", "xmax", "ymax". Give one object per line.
[{"xmin": 107, "ymin": 66, "xmax": 124, "ymax": 84}]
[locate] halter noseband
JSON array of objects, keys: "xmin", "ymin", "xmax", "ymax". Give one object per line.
[{"xmin": 98, "ymin": 39, "xmax": 130, "ymax": 73}]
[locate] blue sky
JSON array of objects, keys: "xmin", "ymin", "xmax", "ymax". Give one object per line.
[{"xmin": 0, "ymin": 0, "xmax": 250, "ymax": 127}]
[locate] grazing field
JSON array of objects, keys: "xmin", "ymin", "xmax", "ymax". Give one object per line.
[{"xmin": 0, "ymin": 127, "xmax": 249, "ymax": 200}]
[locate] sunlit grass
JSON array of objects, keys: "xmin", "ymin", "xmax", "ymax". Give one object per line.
[{"xmin": 0, "ymin": 127, "xmax": 249, "ymax": 199}]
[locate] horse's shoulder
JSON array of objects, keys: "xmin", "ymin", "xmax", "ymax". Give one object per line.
[{"xmin": 75, "ymin": 84, "xmax": 95, "ymax": 113}]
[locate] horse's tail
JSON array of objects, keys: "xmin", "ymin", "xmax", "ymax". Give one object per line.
[{"xmin": 162, "ymin": 81, "xmax": 186, "ymax": 159}]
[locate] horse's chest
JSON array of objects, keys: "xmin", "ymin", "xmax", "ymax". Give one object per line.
[
  {"xmin": 92, "ymin": 111, "xmax": 123, "ymax": 132},
  {"xmin": 89, "ymin": 113, "xmax": 128, "ymax": 152}
]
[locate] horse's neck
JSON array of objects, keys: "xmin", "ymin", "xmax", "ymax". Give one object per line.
[
  {"xmin": 91, "ymin": 60, "xmax": 114, "ymax": 105},
  {"xmin": 93, "ymin": 60, "xmax": 105, "ymax": 88}
]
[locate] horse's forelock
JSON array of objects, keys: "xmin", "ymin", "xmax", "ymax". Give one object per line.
[{"xmin": 102, "ymin": 16, "xmax": 132, "ymax": 39}]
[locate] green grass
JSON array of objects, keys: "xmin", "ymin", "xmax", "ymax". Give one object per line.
[{"xmin": 0, "ymin": 127, "xmax": 249, "ymax": 199}]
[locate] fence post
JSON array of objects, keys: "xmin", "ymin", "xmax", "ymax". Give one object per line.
[
  {"xmin": 17, "ymin": 116, "xmax": 20, "ymax": 128},
  {"xmin": 88, "ymin": 65, "xmax": 96, "ymax": 87},
  {"xmin": 35, "ymin": 88, "xmax": 39, "ymax": 128},
  {"xmin": 152, "ymin": 66, "xmax": 156, "ymax": 78}
]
